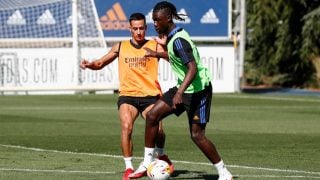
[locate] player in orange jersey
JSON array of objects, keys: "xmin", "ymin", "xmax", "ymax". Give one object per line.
[{"xmin": 80, "ymin": 13, "xmax": 173, "ymax": 180}]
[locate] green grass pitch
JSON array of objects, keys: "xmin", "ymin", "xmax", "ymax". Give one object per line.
[{"xmin": 0, "ymin": 93, "xmax": 319, "ymax": 179}]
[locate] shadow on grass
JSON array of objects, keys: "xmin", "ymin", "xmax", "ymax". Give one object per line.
[
  {"xmin": 170, "ymin": 170, "xmax": 238, "ymax": 179},
  {"xmin": 171, "ymin": 170, "xmax": 238, "ymax": 180}
]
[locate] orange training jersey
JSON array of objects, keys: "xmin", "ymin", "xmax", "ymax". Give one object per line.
[{"xmin": 118, "ymin": 40, "xmax": 162, "ymax": 97}]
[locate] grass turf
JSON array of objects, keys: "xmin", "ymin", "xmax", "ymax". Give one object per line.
[{"xmin": 0, "ymin": 93, "xmax": 319, "ymax": 179}]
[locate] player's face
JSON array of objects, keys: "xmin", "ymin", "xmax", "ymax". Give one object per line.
[
  {"xmin": 152, "ymin": 10, "xmax": 170, "ymax": 35},
  {"xmin": 129, "ymin": 19, "xmax": 146, "ymax": 43}
]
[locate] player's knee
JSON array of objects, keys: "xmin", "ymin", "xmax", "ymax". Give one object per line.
[
  {"xmin": 190, "ymin": 131, "xmax": 203, "ymax": 142},
  {"xmin": 146, "ymin": 110, "xmax": 158, "ymax": 126},
  {"xmin": 122, "ymin": 122, "xmax": 133, "ymax": 134}
]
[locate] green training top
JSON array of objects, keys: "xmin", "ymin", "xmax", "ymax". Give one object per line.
[{"xmin": 167, "ymin": 29, "xmax": 212, "ymax": 93}]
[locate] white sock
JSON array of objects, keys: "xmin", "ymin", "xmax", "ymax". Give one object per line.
[
  {"xmin": 214, "ymin": 160, "xmax": 227, "ymax": 174},
  {"xmin": 155, "ymin": 147, "xmax": 164, "ymax": 157},
  {"xmin": 143, "ymin": 147, "xmax": 155, "ymax": 166},
  {"xmin": 124, "ymin": 157, "xmax": 133, "ymax": 170}
]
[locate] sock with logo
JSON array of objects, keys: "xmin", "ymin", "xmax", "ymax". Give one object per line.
[
  {"xmin": 143, "ymin": 147, "xmax": 155, "ymax": 167},
  {"xmin": 214, "ymin": 160, "xmax": 227, "ymax": 174}
]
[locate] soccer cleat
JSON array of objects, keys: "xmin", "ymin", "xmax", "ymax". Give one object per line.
[
  {"xmin": 122, "ymin": 168, "xmax": 134, "ymax": 180},
  {"xmin": 128, "ymin": 162, "xmax": 147, "ymax": 179},
  {"xmin": 217, "ymin": 170, "xmax": 233, "ymax": 180},
  {"xmin": 157, "ymin": 154, "xmax": 174, "ymax": 174}
]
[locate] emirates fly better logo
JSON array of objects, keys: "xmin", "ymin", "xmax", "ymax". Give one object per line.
[{"xmin": 100, "ymin": 2, "xmax": 129, "ymax": 30}]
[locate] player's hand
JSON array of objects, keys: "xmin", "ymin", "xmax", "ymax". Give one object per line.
[
  {"xmin": 154, "ymin": 34, "xmax": 167, "ymax": 46},
  {"xmin": 172, "ymin": 91, "xmax": 183, "ymax": 109},
  {"xmin": 80, "ymin": 59, "xmax": 90, "ymax": 69},
  {"xmin": 144, "ymin": 47, "xmax": 157, "ymax": 57}
]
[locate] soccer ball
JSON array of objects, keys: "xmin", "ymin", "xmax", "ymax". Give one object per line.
[{"xmin": 147, "ymin": 159, "xmax": 171, "ymax": 180}]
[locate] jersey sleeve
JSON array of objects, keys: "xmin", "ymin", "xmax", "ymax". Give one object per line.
[{"xmin": 172, "ymin": 37, "xmax": 195, "ymax": 64}]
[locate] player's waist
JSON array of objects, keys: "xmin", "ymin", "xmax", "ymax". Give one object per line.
[{"xmin": 119, "ymin": 89, "xmax": 161, "ymax": 97}]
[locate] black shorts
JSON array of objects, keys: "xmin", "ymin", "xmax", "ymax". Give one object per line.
[
  {"xmin": 161, "ymin": 83, "xmax": 212, "ymax": 124},
  {"xmin": 117, "ymin": 95, "xmax": 160, "ymax": 113}
]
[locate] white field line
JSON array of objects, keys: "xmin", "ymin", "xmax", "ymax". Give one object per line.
[
  {"xmin": 0, "ymin": 168, "xmax": 115, "ymax": 174},
  {"xmin": 235, "ymin": 174, "xmax": 320, "ymax": 179},
  {"xmin": 0, "ymin": 144, "xmax": 123, "ymax": 159},
  {"xmin": 173, "ymin": 160, "xmax": 320, "ymax": 175},
  {"xmin": 229, "ymin": 165, "xmax": 320, "ymax": 175},
  {"xmin": 1, "ymin": 144, "xmax": 320, "ymax": 176}
]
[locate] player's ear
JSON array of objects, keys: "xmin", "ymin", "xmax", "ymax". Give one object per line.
[
  {"xmin": 167, "ymin": 14, "xmax": 172, "ymax": 23},
  {"xmin": 128, "ymin": 22, "xmax": 132, "ymax": 32}
]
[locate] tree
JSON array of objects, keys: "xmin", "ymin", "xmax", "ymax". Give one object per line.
[{"xmin": 245, "ymin": 0, "xmax": 320, "ymax": 88}]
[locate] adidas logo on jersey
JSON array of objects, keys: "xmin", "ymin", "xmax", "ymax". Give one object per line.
[{"xmin": 100, "ymin": 2, "xmax": 129, "ymax": 30}]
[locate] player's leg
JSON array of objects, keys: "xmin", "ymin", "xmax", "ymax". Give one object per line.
[
  {"xmin": 155, "ymin": 121, "xmax": 165, "ymax": 152},
  {"xmin": 142, "ymin": 104, "xmax": 174, "ymax": 173},
  {"xmin": 129, "ymin": 99, "xmax": 173, "ymax": 178},
  {"xmin": 189, "ymin": 123, "xmax": 232, "ymax": 180},
  {"xmin": 189, "ymin": 123, "xmax": 221, "ymax": 163},
  {"xmin": 141, "ymin": 104, "xmax": 165, "ymax": 155},
  {"xmin": 118, "ymin": 99, "xmax": 139, "ymax": 180},
  {"xmin": 187, "ymin": 85, "xmax": 221, "ymax": 164},
  {"xmin": 187, "ymin": 84, "xmax": 232, "ymax": 180},
  {"xmin": 119, "ymin": 103, "xmax": 139, "ymax": 159}
]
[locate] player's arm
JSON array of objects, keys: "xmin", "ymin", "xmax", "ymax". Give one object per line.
[
  {"xmin": 177, "ymin": 61, "xmax": 197, "ymax": 94},
  {"xmin": 143, "ymin": 43, "xmax": 168, "ymax": 60},
  {"xmin": 80, "ymin": 43, "xmax": 120, "ymax": 70},
  {"xmin": 144, "ymin": 34, "xmax": 168, "ymax": 60},
  {"xmin": 154, "ymin": 34, "xmax": 168, "ymax": 60},
  {"xmin": 172, "ymin": 38, "xmax": 197, "ymax": 108},
  {"xmin": 172, "ymin": 61, "xmax": 197, "ymax": 108},
  {"xmin": 156, "ymin": 42, "xmax": 169, "ymax": 61},
  {"xmin": 175, "ymin": 38, "xmax": 197, "ymax": 92}
]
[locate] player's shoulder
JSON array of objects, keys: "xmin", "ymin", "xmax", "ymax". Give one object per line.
[
  {"xmin": 110, "ymin": 41, "xmax": 124, "ymax": 55},
  {"xmin": 143, "ymin": 39, "xmax": 158, "ymax": 49},
  {"xmin": 114, "ymin": 40, "xmax": 130, "ymax": 50},
  {"xmin": 145, "ymin": 39, "xmax": 157, "ymax": 44}
]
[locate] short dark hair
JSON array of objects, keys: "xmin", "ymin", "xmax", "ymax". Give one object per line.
[
  {"xmin": 129, "ymin": 12, "xmax": 146, "ymax": 24},
  {"xmin": 153, "ymin": 1, "xmax": 186, "ymax": 22}
]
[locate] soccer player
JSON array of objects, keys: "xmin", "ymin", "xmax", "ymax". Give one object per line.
[
  {"xmin": 129, "ymin": 2, "xmax": 233, "ymax": 180},
  {"xmin": 80, "ymin": 13, "xmax": 172, "ymax": 180}
]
